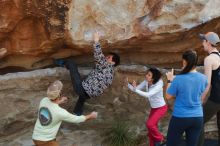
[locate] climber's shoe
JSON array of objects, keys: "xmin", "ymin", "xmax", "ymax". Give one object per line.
[{"xmin": 54, "ymin": 59, "xmax": 66, "ymax": 67}]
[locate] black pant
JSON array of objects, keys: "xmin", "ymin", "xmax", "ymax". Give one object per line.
[
  {"xmin": 197, "ymin": 99, "xmax": 220, "ymax": 146},
  {"xmin": 167, "ymin": 116, "xmax": 203, "ymax": 146},
  {"xmin": 66, "ymin": 60, "xmax": 90, "ymax": 116}
]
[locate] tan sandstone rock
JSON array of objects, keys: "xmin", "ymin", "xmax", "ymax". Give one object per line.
[{"xmin": 0, "ymin": 0, "xmax": 220, "ymax": 70}]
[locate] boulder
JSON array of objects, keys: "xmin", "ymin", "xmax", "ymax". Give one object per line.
[{"xmin": 0, "ymin": 0, "xmax": 220, "ymax": 70}]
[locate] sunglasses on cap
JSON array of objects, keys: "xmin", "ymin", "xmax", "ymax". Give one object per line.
[{"xmin": 199, "ymin": 34, "xmax": 207, "ymax": 41}]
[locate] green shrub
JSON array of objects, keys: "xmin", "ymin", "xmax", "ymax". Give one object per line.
[{"xmin": 102, "ymin": 120, "xmax": 137, "ymax": 146}]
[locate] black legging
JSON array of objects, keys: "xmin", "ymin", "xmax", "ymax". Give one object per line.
[{"xmin": 66, "ymin": 60, "xmax": 90, "ymax": 115}]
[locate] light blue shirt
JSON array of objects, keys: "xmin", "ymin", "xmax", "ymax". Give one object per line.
[{"xmin": 167, "ymin": 72, "xmax": 208, "ymax": 117}]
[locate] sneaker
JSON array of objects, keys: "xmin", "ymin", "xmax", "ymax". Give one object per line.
[
  {"xmin": 54, "ymin": 59, "xmax": 66, "ymax": 67},
  {"xmin": 160, "ymin": 141, "xmax": 166, "ymax": 146},
  {"xmin": 154, "ymin": 142, "xmax": 160, "ymax": 146},
  {"xmin": 160, "ymin": 137, "xmax": 167, "ymax": 146},
  {"xmin": 154, "ymin": 139, "xmax": 166, "ymax": 146}
]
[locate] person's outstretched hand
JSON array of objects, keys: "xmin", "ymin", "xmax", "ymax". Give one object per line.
[
  {"xmin": 90, "ymin": 111, "xmax": 98, "ymax": 119},
  {"xmin": 86, "ymin": 111, "xmax": 98, "ymax": 120},
  {"xmin": 60, "ymin": 96, "xmax": 68, "ymax": 104},
  {"xmin": 124, "ymin": 77, "xmax": 129, "ymax": 86},
  {"xmin": 93, "ymin": 31, "xmax": 100, "ymax": 43},
  {"xmin": 166, "ymin": 68, "xmax": 175, "ymax": 82},
  {"xmin": 132, "ymin": 80, "xmax": 137, "ymax": 88},
  {"xmin": 0, "ymin": 48, "xmax": 7, "ymax": 57}
]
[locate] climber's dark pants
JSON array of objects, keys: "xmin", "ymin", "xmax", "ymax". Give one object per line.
[{"xmin": 66, "ymin": 60, "xmax": 90, "ymax": 116}]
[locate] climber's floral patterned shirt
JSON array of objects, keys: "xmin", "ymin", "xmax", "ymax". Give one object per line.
[{"xmin": 82, "ymin": 43, "xmax": 114, "ymax": 97}]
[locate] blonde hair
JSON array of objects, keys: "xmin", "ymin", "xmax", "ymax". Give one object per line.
[{"xmin": 47, "ymin": 80, "xmax": 63, "ymax": 100}]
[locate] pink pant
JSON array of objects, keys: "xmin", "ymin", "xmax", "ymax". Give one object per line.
[{"xmin": 146, "ymin": 105, "xmax": 168, "ymax": 146}]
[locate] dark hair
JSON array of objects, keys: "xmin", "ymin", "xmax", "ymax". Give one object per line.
[
  {"xmin": 147, "ymin": 67, "xmax": 162, "ymax": 84},
  {"xmin": 179, "ymin": 50, "xmax": 198, "ymax": 75},
  {"xmin": 109, "ymin": 52, "xmax": 120, "ymax": 67}
]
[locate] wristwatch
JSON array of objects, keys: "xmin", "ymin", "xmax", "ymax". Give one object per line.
[{"xmin": 167, "ymin": 80, "xmax": 172, "ymax": 83}]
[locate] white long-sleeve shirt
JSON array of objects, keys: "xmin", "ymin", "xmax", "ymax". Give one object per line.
[{"xmin": 128, "ymin": 79, "xmax": 166, "ymax": 108}]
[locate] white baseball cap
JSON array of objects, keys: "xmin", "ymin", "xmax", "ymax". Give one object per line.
[{"xmin": 47, "ymin": 80, "xmax": 63, "ymax": 100}]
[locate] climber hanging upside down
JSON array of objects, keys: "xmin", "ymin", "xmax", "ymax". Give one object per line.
[{"xmin": 55, "ymin": 31, "xmax": 120, "ymax": 115}]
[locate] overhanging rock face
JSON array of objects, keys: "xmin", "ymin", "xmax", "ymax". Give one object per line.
[
  {"xmin": 68, "ymin": 0, "xmax": 220, "ymax": 43},
  {"xmin": 0, "ymin": 0, "xmax": 220, "ymax": 70}
]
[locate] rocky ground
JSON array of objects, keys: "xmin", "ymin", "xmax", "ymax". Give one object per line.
[
  {"xmin": 0, "ymin": 66, "xmax": 218, "ymax": 146},
  {"xmin": 0, "ymin": 127, "xmax": 102, "ymax": 146}
]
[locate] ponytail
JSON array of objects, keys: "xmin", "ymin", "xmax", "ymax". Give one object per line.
[{"xmin": 179, "ymin": 50, "xmax": 198, "ymax": 75}]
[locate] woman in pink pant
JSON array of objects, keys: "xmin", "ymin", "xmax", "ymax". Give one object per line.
[{"xmin": 127, "ymin": 67, "xmax": 168, "ymax": 146}]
